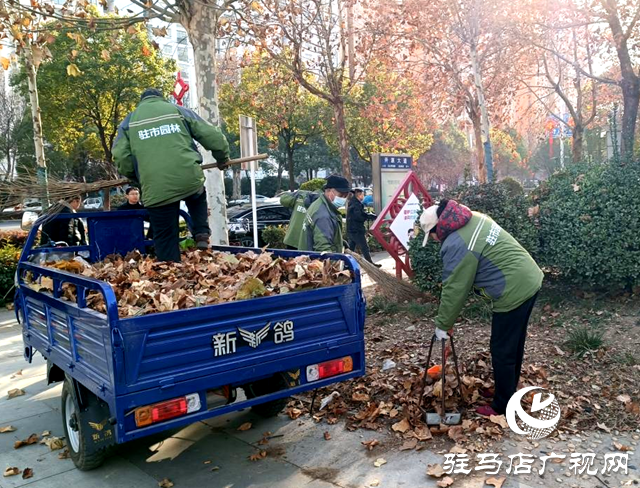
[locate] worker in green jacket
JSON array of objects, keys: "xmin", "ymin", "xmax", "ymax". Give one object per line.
[
  {"xmin": 300, "ymin": 175, "xmax": 350, "ymax": 253},
  {"xmin": 280, "ymin": 189, "xmax": 321, "ymax": 249},
  {"xmin": 113, "ymin": 88, "xmax": 230, "ymax": 262},
  {"xmin": 418, "ymin": 199, "xmax": 543, "ymax": 417}
]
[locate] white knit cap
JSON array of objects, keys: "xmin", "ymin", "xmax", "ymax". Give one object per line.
[{"xmin": 419, "ymin": 205, "xmax": 439, "ymax": 246}]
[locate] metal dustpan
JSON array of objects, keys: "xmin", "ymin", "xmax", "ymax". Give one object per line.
[{"xmin": 419, "ymin": 334, "xmax": 464, "ymax": 426}]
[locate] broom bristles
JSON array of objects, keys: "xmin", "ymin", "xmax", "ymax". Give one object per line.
[{"xmin": 345, "ymin": 249, "xmax": 427, "ymax": 302}]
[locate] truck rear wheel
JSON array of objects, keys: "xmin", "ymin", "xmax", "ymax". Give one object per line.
[
  {"xmin": 61, "ymin": 380, "xmax": 110, "ymax": 471},
  {"xmin": 245, "ymin": 374, "xmax": 290, "ymax": 418}
]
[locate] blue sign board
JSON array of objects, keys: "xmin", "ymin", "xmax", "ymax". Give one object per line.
[{"xmin": 381, "ymin": 155, "xmax": 413, "ymax": 169}]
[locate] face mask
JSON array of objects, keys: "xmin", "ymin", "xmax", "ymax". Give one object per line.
[{"xmin": 333, "ymin": 196, "xmax": 346, "ymax": 208}]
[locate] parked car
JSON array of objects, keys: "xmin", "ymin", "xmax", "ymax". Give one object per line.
[
  {"xmin": 83, "ymin": 197, "xmax": 103, "ymax": 210},
  {"xmin": 227, "ymin": 203, "xmax": 291, "ymax": 247},
  {"xmin": 228, "ymin": 194, "xmax": 269, "ymax": 207}
]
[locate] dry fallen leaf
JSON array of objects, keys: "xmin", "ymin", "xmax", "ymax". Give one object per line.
[
  {"xmin": 0, "ymin": 425, "xmax": 16, "ymax": 433},
  {"xmin": 323, "ymin": 431, "xmax": 331, "ymax": 441},
  {"xmin": 352, "ymin": 392, "xmax": 370, "ymax": 402},
  {"xmin": 373, "ymin": 458, "xmax": 387, "ymax": 468},
  {"xmin": 203, "ymin": 460, "xmax": 212, "ymax": 465},
  {"xmin": 249, "ymin": 450, "xmax": 267, "ymax": 461},
  {"xmin": 41, "ymin": 436, "xmax": 65, "ymax": 451},
  {"xmin": 392, "ymin": 418, "xmax": 411, "ymax": 433},
  {"xmin": 617, "ymin": 394, "xmax": 631, "ymax": 404},
  {"xmin": 427, "ymin": 464, "xmax": 446, "ymax": 478},
  {"xmin": 22, "ymin": 468, "xmax": 33, "ymax": 480},
  {"xmin": 3, "ymin": 467, "xmax": 20, "ymax": 477},
  {"xmin": 449, "ymin": 445, "xmax": 468, "ymax": 454},
  {"xmin": 614, "ymin": 442, "xmax": 632, "ymax": 452},
  {"xmin": 489, "ymin": 415, "xmax": 509, "ymax": 429},
  {"xmin": 437, "ymin": 476, "xmax": 454, "ymax": 487},
  {"xmin": 10, "ymin": 369, "xmax": 22, "ymax": 379},
  {"xmin": 14, "ymin": 433, "xmax": 39, "ymax": 449},
  {"xmin": 597, "ymin": 422, "xmax": 612, "ymax": 433},
  {"xmin": 286, "ymin": 407, "xmax": 303, "ymax": 420},
  {"xmin": 400, "ymin": 438, "xmax": 418, "ymax": 451},
  {"xmin": 448, "ymin": 425, "xmax": 465, "ymax": 443},
  {"xmin": 7, "ymin": 388, "xmax": 25, "ymax": 399},
  {"xmin": 237, "ymin": 422, "xmax": 252, "ymax": 432},
  {"xmin": 362, "ymin": 439, "xmax": 379, "ymax": 451},
  {"xmin": 58, "ymin": 449, "xmax": 70, "ymax": 460},
  {"xmin": 158, "ymin": 479, "xmax": 174, "ymax": 488},
  {"xmin": 370, "ymin": 480, "xmax": 380, "ymax": 487},
  {"xmin": 42, "ymin": 430, "xmax": 51, "ymax": 437},
  {"xmin": 486, "ymin": 476, "xmax": 506, "ymax": 488}
]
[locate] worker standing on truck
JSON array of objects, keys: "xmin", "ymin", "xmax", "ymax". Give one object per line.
[
  {"xmin": 300, "ymin": 175, "xmax": 350, "ymax": 253},
  {"xmin": 346, "ymin": 188, "xmax": 379, "ymax": 266},
  {"xmin": 112, "ymin": 88, "xmax": 230, "ymax": 262},
  {"xmin": 417, "ymin": 199, "xmax": 543, "ymax": 417},
  {"xmin": 280, "ymin": 188, "xmax": 321, "ymax": 249}
]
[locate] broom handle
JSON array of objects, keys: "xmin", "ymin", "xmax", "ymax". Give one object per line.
[{"xmin": 201, "ymin": 153, "xmax": 268, "ymax": 171}]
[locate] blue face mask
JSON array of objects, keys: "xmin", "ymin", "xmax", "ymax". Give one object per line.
[{"xmin": 333, "ymin": 196, "xmax": 346, "ymax": 208}]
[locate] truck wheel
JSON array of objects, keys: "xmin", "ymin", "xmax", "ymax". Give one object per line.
[
  {"xmin": 61, "ymin": 380, "xmax": 108, "ymax": 471},
  {"xmin": 245, "ymin": 375, "xmax": 290, "ymax": 418}
]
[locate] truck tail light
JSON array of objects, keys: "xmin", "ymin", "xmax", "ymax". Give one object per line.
[
  {"xmin": 306, "ymin": 356, "xmax": 353, "ymax": 382},
  {"xmin": 134, "ymin": 393, "xmax": 201, "ymax": 428}
]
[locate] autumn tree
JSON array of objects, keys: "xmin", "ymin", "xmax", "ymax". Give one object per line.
[
  {"xmin": 346, "ymin": 61, "xmax": 433, "ymax": 165},
  {"xmin": 14, "ymin": 23, "xmax": 175, "ymax": 175},
  {"xmin": 398, "ymin": 0, "xmax": 526, "ymax": 183},
  {"xmin": 0, "ymin": 88, "xmax": 24, "ymax": 180},
  {"xmin": 237, "ymin": 0, "xmax": 399, "ymax": 182},
  {"xmin": 416, "ymin": 122, "xmax": 470, "ymax": 189},
  {"xmin": 219, "ymin": 54, "xmax": 326, "ymax": 193}
]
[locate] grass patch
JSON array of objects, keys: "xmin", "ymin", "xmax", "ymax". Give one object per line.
[
  {"xmin": 460, "ymin": 297, "xmax": 492, "ymax": 323},
  {"xmin": 614, "ymin": 352, "xmax": 638, "ymax": 366},
  {"xmin": 565, "ymin": 326, "xmax": 604, "ymax": 358},
  {"xmin": 404, "ymin": 302, "xmax": 433, "ymax": 318}
]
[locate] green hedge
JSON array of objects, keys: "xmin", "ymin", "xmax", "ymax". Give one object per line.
[
  {"xmin": 300, "ymin": 178, "xmax": 326, "ymax": 192},
  {"xmin": 536, "ymin": 159, "xmax": 640, "ymax": 289},
  {"xmin": 409, "ymin": 181, "xmax": 538, "ymax": 293},
  {"xmin": 262, "ymin": 225, "xmax": 287, "ymax": 249},
  {"xmin": 0, "ymin": 230, "xmax": 28, "ymax": 248},
  {"xmin": 0, "ymin": 245, "xmax": 20, "ymax": 305}
]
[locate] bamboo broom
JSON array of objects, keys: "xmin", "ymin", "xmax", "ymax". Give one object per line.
[{"xmin": 345, "ymin": 249, "xmax": 428, "ymax": 302}]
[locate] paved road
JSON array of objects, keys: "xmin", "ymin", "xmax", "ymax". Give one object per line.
[{"xmin": 0, "ymin": 221, "xmax": 21, "ymax": 231}]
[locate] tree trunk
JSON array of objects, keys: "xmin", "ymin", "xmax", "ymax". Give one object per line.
[
  {"xmin": 620, "ymin": 77, "xmax": 640, "ymax": 159},
  {"xmin": 572, "ymin": 125, "xmax": 584, "ymax": 163},
  {"xmin": 232, "ymin": 167, "xmax": 241, "ymax": 200},
  {"xmin": 23, "ymin": 41, "xmax": 48, "ymax": 204},
  {"xmin": 287, "ymin": 145, "xmax": 295, "ymax": 190},
  {"xmin": 276, "ymin": 159, "xmax": 284, "ymax": 191},
  {"xmin": 469, "ymin": 40, "xmax": 493, "ymax": 182},
  {"xmin": 181, "ymin": 6, "xmax": 228, "ymax": 245},
  {"xmin": 468, "ymin": 104, "xmax": 486, "ymax": 183},
  {"xmin": 332, "ymin": 100, "xmax": 352, "ymax": 182}
]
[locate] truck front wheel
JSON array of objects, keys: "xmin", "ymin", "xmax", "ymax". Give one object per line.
[
  {"xmin": 61, "ymin": 380, "xmax": 110, "ymax": 470},
  {"xmin": 244, "ymin": 374, "xmax": 290, "ymax": 417}
]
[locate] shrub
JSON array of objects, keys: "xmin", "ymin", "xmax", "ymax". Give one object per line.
[
  {"xmin": 565, "ymin": 325, "xmax": 604, "ymax": 358},
  {"xmin": 537, "ymin": 159, "xmax": 640, "ymax": 289},
  {"xmin": 0, "ymin": 230, "xmax": 29, "ymax": 248},
  {"xmin": 261, "ymin": 225, "xmax": 287, "ymax": 249},
  {"xmin": 258, "ymin": 176, "xmax": 296, "ymax": 197},
  {"xmin": 0, "ymin": 245, "xmax": 20, "ymax": 305},
  {"xmin": 408, "ymin": 182, "xmax": 538, "ymax": 293},
  {"xmin": 499, "ymin": 177, "xmax": 524, "ymax": 197},
  {"xmin": 300, "ymin": 178, "xmax": 326, "ymax": 192}
]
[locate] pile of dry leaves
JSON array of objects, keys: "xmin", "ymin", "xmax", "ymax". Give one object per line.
[{"xmin": 32, "ymin": 250, "xmax": 352, "ymax": 317}]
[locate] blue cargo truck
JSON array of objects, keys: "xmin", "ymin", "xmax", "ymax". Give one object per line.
[{"xmin": 14, "ymin": 210, "xmax": 366, "ymax": 470}]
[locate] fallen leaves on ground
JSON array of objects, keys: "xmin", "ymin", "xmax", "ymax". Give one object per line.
[
  {"xmin": 437, "ymin": 476, "xmax": 454, "ymax": 487},
  {"xmin": 41, "ymin": 430, "xmax": 51, "ymax": 437},
  {"xmin": 41, "ymin": 437, "xmax": 65, "ymax": 451},
  {"xmin": 237, "ymin": 422, "xmax": 252, "ymax": 432},
  {"xmin": 286, "ymin": 407, "xmax": 303, "ymax": 420},
  {"xmin": 58, "ymin": 449, "xmax": 70, "ymax": 460},
  {"xmin": 0, "ymin": 425, "xmax": 16, "ymax": 433},
  {"xmin": 400, "ymin": 438, "xmax": 418, "ymax": 451},
  {"xmin": 14, "ymin": 433, "xmax": 39, "ymax": 449},
  {"xmin": 7, "ymin": 388, "xmax": 25, "ymax": 399},
  {"xmin": 617, "ymin": 394, "xmax": 631, "ymax": 404},
  {"xmin": 22, "ymin": 468, "xmax": 33, "ymax": 480},
  {"xmin": 391, "ymin": 418, "xmax": 410, "ymax": 433},
  {"xmin": 39, "ymin": 250, "xmax": 352, "ymax": 317},
  {"xmin": 158, "ymin": 479, "xmax": 174, "ymax": 488},
  {"xmin": 427, "ymin": 464, "xmax": 446, "ymax": 478},
  {"xmin": 10, "ymin": 369, "xmax": 22, "ymax": 379},
  {"xmin": 249, "ymin": 450, "xmax": 267, "ymax": 461},
  {"xmin": 614, "ymin": 442, "xmax": 632, "ymax": 452},
  {"xmin": 373, "ymin": 458, "xmax": 386, "ymax": 467},
  {"xmin": 3, "ymin": 467, "xmax": 20, "ymax": 477},
  {"xmin": 362, "ymin": 439, "xmax": 379, "ymax": 451},
  {"xmin": 486, "ymin": 476, "xmax": 506, "ymax": 488},
  {"xmin": 489, "ymin": 415, "xmax": 509, "ymax": 429},
  {"xmin": 323, "ymin": 431, "xmax": 331, "ymax": 440}
]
